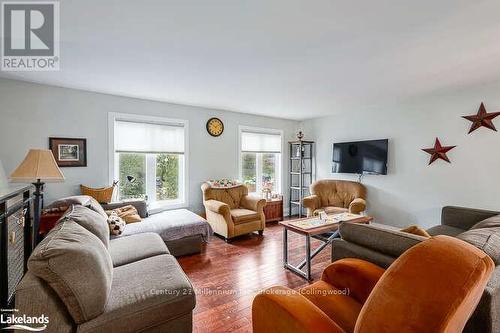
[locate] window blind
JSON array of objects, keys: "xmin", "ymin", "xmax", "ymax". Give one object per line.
[
  {"xmin": 115, "ymin": 120, "xmax": 185, "ymax": 154},
  {"xmin": 241, "ymin": 131, "xmax": 281, "ymax": 153}
]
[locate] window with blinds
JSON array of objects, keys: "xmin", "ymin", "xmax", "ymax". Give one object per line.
[
  {"xmin": 240, "ymin": 128, "xmax": 282, "ymax": 194},
  {"xmin": 111, "ymin": 115, "xmax": 187, "ymax": 209}
]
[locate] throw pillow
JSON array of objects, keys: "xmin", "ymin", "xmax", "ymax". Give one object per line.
[
  {"xmin": 61, "ymin": 205, "xmax": 110, "ymax": 248},
  {"xmin": 206, "ymin": 179, "xmax": 241, "ymax": 188},
  {"xmin": 400, "ymin": 225, "xmax": 431, "ymax": 238},
  {"xmin": 107, "ymin": 212, "xmax": 126, "ymax": 236},
  {"xmin": 106, "ymin": 205, "xmax": 142, "ymax": 223},
  {"xmin": 471, "ymin": 214, "xmax": 500, "ymax": 230},
  {"xmin": 28, "ymin": 219, "xmax": 113, "ymax": 324},
  {"xmin": 458, "ymin": 227, "xmax": 500, "ymax": 265}
]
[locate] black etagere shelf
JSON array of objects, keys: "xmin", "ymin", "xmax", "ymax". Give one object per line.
[{"xmin": 288, "ymin": 139, "xmax": 314, "ymax": 217}]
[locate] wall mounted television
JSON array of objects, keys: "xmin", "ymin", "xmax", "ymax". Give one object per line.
[{"xmin": 332, "ymin": 139, "xmax": 388, "ymax": 175}]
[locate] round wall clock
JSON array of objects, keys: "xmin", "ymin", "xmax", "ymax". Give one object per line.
[{"xmin": 206, "ymin": 117, "xmax": 224, "ymax": 137}]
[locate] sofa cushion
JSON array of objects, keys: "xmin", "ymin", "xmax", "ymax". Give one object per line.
[
  {"xmin": 458, "ymin": 227, "xmax": 500, "ymax": 265},
  {"xmin": 28, "ymin": 219, "xmax": 113, "ymax": 324},
  {"xmin": 62, "ymin": 205, "xmax": 110, "ymax": 248},
  {"xmin": 109, "ymin": 233, "xmax": 169, "ymax": 267},
  {"xmin": 231, "ymin": 208, "xmax": 258, "ymax": 224},
  {"xmin": 120, "ymin": 209, "xmax": 212, "ymax": 243},
  {"xmin": 77, "ymin": 254, "xmax": 196, "ymax": 333},
  {"xmin": 471, "ymin": 214, "xmax": 500, "ymax": 230},
  {"xmin": 48, "ymin": 195, "xmax": 108, "ymax": 219},
  {"xmin": 426, "ymin": 225, "xmax": 464, "ymax": 237}
]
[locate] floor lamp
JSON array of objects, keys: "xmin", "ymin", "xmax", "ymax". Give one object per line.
[{"xmin": 10, "ymin": 149, "xmax": 65, "ymax": 246}]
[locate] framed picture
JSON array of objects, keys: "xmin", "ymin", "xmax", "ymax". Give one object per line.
[{"xmin": 49, "ymin": 137, "xmax": 87, "ymax": 167}]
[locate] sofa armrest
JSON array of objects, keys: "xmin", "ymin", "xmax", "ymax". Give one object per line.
[
  {"xmin": 101, "ymin": 200, "xmax": 148, "ymax": 218},
  {"xmin": 240, "ymin": 195, "xmax": 266, "ymax": 213},
  {"xmin": 442, "ymin": 206, "xmax": 499, "ymax": 230},
  {"xmin": 332, "ymin": 239, "xmax": 396, "ymax": 269},
  {"xmin": 349, "ymin": 198, "xmax": 366, "ymax": 214},
  {"xmin": 252, "ymin": 286, "xmax": 343, "ymax": 333},
  {"xmin": 340, "ymin": 222, "xmax": 426, "ymax": 258},
  {"xmin": 303, "ymin": 195, "xmax": 320, "ymax": 213},
  {"xmin": 464, "ymin": 264, "xmax": 500, "ymax": 333},
  {"xmin": 321, "ymin": 258, "xmax": 385, "ymax": 304},
  {"xmin": 204, "ymin": 199, "xmax": 230, "ymax": 215}
]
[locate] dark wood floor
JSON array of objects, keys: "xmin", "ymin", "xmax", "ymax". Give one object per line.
[{"xmin": 177, "ymin": 222, "xmax": 332, "ymax": 333}]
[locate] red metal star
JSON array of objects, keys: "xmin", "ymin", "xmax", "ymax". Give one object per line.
[
  {"xmin": 422, "ymin": 138, "xmax": 456, "ymax": 165},
  {"xmin": 462, "ymin": 102, "xmax": 500, "ymax": 134}
]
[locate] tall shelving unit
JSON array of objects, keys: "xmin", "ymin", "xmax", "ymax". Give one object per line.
[{"xmin": 288, "ymin": 140, "xmax": 314, "ymax": 217}]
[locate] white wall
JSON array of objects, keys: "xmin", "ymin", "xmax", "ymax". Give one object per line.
[
  {"xmin": 301, "ymin": 81, "xmax": 500, "ymax": 228},
  {"xmin": 0, "ymin": 78, "xmax": 298, "ymax": 213}
]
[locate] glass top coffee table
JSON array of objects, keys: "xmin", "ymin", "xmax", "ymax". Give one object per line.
[{"xmin": 279, "ymin": 214, "xmax": 373, "ymax": 280}]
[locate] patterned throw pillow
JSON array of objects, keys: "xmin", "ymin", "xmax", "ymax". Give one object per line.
[
  {"xmin": 207, "ymin": 179, "xmax": 241, "ymax": 188},
  {"xmin": 107, "ymin": 212, "xmax": 126, "ymax": 236}
]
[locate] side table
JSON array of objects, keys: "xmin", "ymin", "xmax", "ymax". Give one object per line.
[{"xmin": 263, "ymin": 198, "xmax": 283, "ymax": 223}]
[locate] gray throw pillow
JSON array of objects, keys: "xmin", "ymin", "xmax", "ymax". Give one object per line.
[
  {"xmin": 457, "ymin": 227, "xmax": 500, "ymax": 265},
  {"xmin": 471, "ymin": 214, "xmax": 500, "ymax": 230},
  {"xmin": 61, "ymin": 205, "xmax": 110, "ymax": 248},
  {"xmin": 28, "ymin": 219, "xmax": 113, "ymax": 324}
]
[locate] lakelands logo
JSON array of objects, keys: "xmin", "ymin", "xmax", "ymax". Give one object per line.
[
  {"xmin": 1, "ymin": 1, "xmax": 59, "ymax": 71},
  {"xmin": 1, "ymin": 309, "xmax": 48, "ymax": 331}
]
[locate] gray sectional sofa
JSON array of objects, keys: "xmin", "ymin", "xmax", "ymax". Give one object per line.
[
  {"xmin": 45, "ymin": 196, "xmax": 212, "ymax": 257},
  {"xmin": 332, "ymin": 206, "xmax": 500, "ymax": 333},
  {"xmin": 16, "ymin": 202, "xmax": 196, "ymax": 332}
]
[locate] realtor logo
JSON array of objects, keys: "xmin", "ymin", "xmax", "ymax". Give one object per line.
[{"xmin": 1, "ymin": 1, "xmax": 59, "ymax": 71}]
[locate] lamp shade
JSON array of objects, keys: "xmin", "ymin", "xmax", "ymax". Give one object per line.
[{"xmin": 10, "ymin": 149, "xmax": 65, "ymax": 183}]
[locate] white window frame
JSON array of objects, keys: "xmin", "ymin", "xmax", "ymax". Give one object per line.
[
  {"xmin": 238, "ymin": 125, "xmax": 284, "ymax": 195},
  {"xmin": 108, "ymin": 112, "xmax": 189, "ymax": 212}
]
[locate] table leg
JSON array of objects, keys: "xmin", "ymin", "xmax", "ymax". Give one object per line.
[
  {"xmin": 283, "ymin": 227, "xmax": 288, "ymax": 267},
  {"xmin": 297, "ymin": 230, "xmax": 340, "ymax": 270},
  {"xmin": 305, "ymin": 234, "xmax": 311, "ymax": 280}
]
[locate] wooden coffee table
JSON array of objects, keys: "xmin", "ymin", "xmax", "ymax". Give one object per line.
[{"xmin": 280, "ymin": 215, "xmax": 372, "ymax": 280}]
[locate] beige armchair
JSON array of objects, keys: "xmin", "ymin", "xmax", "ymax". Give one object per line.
[
  {"xmin": 201, "ymin": 183, "xmax": 266, "ymax": 241},
  {"xmin": 302, "ymin": 180, "xmax": 366, "ymax": 217}
]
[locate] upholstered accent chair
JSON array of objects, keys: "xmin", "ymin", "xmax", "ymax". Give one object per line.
[
  {"xmin": 303, "ymin": 180, "xmax": 366, "ymax": 217},
  {"xmin": 201, "ymin": 183, "xmax": 266, "ymax": 241},
  {"xmin": 252, "ymin": 235, "xmax": 494, "ymax": 333}
]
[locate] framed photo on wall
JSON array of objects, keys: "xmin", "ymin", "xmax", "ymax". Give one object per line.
[{"xmin": 49, "ymin": 137, "xmax": 87, "ymax": 167}]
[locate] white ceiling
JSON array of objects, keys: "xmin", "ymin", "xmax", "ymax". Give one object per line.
[{"xmin": 2, "ymin": 0, "xmax": 500, "ymax": 120}]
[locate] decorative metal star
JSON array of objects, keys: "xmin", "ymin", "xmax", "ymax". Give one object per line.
[
  {"xmin": 462, "ymin": 102, "xmax": 500, "ymax": 134},
  {"xmin": 422, "ymin": 138, "xmax": 456, "ymax": 165}
]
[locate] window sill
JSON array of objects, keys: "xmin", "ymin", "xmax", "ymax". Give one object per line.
[{"xmin": 148, "ymin": 200, "xmax": 187, "ymax": 214}]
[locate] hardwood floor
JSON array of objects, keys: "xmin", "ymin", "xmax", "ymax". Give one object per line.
[{"xmin": 177, "ymin": 222, "xmax": 332, "ymax": 333}]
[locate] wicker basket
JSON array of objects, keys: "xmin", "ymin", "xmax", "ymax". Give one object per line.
[{"xmin": 80, "ymin": 183, "xmax": 116, "ymax": 204}]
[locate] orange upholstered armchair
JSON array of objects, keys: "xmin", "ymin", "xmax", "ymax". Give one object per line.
[
  {"xmin": 302, "ymin": 180, "xmax": 366, "ymax": 217},
  {"xmin": 252, "ymin": 236, "xmax": 494, "ymax": 333}
]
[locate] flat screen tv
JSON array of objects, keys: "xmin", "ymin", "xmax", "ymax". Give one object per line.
[{"xmin": 332, "ymin": 139, "xmax": 388, "ymax": 175}]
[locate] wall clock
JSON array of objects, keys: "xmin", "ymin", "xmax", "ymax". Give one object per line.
[{"xmin": 206, "ymin": 117, "xmax": 224, "ymax": 137}]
